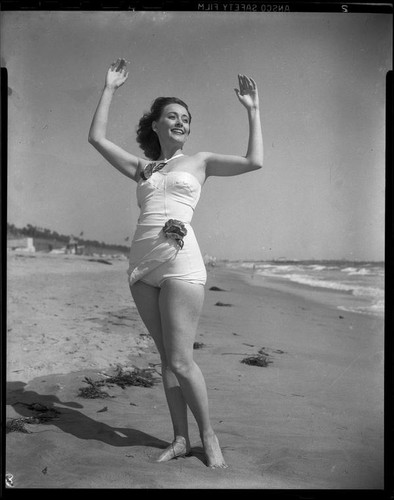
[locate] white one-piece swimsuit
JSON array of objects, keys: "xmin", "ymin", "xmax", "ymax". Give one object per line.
[{"xmin": 127, "ymin": 165, "xmax": 207, "ymax": 288}]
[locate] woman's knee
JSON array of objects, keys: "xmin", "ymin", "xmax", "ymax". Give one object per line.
[{"xmin": 167, "ymin": 355, "xmax": 194, "ymax": 378}]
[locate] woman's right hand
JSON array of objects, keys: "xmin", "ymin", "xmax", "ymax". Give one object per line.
[{"xmin": 105, "ymin": 58, "xmax": 129, "ymax": 90}]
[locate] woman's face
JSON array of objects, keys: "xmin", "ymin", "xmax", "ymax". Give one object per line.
[{"xmin": 152, "ymin": 103, "xmax": 191, "ymax": 146}]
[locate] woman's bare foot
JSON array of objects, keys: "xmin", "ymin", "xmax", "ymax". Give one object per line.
[
  {"xmin": 156, "ymin": 436, "xmax": 191, "ymax": 462},
  {"xmin": 202, "ymin": 432, "xmax": 228, "ymax": 469}
]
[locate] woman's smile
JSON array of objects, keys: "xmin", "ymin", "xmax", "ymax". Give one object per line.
[{"xmin": 171, "ymin": 128, "xmax": 185, "ymax": 135}]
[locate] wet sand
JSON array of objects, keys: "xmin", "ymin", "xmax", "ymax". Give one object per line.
[{"xmin": 6, "ymin": 252, "xmax": 384, "ymax": 489}]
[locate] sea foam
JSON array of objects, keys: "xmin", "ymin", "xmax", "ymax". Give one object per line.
[{"xmin": 232, "ymin": 260, "xmax": 384, "ymax": 316}]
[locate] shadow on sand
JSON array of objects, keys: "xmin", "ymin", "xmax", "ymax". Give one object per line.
[{"xmin": 6, "ymin": 381, "xmax": 205, "ymax": 464}]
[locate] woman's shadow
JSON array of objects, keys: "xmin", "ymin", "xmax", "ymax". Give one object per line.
[
  {"xmin": 6, "ymin": 381, "xmax": 205, "ymax": 462},
  {"xmin": 7, "ymin": 381, "xmax": 166, "ymax": 449}
]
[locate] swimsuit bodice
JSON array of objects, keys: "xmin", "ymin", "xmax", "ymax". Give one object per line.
[{"xmin": 137, "ymin": 170, "xmax": 202, "ymax": 225}]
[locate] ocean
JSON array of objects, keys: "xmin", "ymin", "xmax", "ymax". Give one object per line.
[{"xmin": 227, "ymin": 260, "xmax": 384, "ymax": 317}]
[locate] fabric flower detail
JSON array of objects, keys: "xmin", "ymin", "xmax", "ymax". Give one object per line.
[
  {"xmin": 163, "ymin": 219, "xmax": 187, "ymax": 249},
  {"xmin": 140, "ymin": 161, "xmax": 167, "ymax": 180}
]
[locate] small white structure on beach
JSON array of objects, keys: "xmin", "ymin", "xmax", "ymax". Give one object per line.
[{"xmin": 7, "ymin": 237, "xmax": 36, "ymax": 252}]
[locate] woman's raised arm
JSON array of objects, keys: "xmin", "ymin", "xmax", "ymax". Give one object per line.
[
  {"xmin": 202, "ymin": 74, "xmax": 264, "ymax": 178},
  {"xmin": 88, "ymin": 59, "xmax": 144, "ymax": 182}
]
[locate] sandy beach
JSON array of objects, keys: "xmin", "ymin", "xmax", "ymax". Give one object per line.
[{"xmin": 5, "ymin": 251, "xmax": 384, "ymax": 490}]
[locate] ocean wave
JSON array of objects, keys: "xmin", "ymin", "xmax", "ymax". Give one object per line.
[
  {"xmin": 341, "ymin": 267, "xmax": 358, "ymax": 273},
  {"xmin": 230, "ymin": 260, "xmax": 384, "ymax": 316},
  {"xmin": 341, "ymin": 267, "xmax": 374, "ymax": 276},
  {"xmin": 231, "ymin": 261, "xmax": 383, "ymax": 293},
  {"xmin": 256, "ymin": 270, "xmax": 383, "ymax": 298},
  {"xmin": 306, "ymin": 265, "xmax": 327, "ymax": 271},
  {"xmin": 338, "ymin": 299, "xmax": 384, "ymax": 316}
]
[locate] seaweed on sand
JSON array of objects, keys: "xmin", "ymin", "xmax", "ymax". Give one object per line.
[
  {"xmin": 6, "ymin": 417, "xmax": 34, "ymax": 434},
  {"xmin": 77, "ymin": 377, "xmax": 112, "ymax": 399},
  {"xmin": 6, "ymin": 405, "xmax": 61, "ymax": 433},
  {"xmin": 104, "ymin": 365, "xmax": 156, "ymax": 389},
  {"xmin": 77, "ymin": 366, "xmax": 157, "ymax": 398},
  {"xmin": 241, "ymin": 356, "xmax": 271, "ymax": 367},
  {"xmin": 24, "ymin": 403, "xmax": 61, "ymax": 421},
  {"xmin": 193, "ymin": 342, "xmax": 205, "ymax": 349},
  {"xmin": 241, "ymin": 348, "xmax": 273, "ymax": 368}
]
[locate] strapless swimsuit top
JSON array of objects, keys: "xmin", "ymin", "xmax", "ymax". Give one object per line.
[{"xmin": 137, "ymin": 171, "xmax": 202, "ymax": 226}]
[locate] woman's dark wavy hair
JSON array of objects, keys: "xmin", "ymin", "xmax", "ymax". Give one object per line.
[{"xmin": 136, "ymin": 97, "xmax": 192, "ymax": 161}]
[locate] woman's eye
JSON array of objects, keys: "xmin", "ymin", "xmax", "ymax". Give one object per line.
[{"xmin": 167, "ymin": 115, "xmax": 188, "ymax": 124}]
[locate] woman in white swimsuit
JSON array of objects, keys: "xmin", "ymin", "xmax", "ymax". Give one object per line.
[{"xmin": 88, "ymin": 59, "xmax": 263, "ymax": 468}]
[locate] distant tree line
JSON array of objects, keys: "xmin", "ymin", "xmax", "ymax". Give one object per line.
[{"xmin": 7, "ymin": 223, "xmax": 129, "ymax": 253}]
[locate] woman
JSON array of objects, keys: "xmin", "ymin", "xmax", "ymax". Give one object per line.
[{"xmin": 88, "ymin": 59, "xmax": 263, "ymax": 469}]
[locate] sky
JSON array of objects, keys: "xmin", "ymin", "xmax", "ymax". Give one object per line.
[{"xmin": 2, "ymin": 10, "xmax": 391, "ymax": 261}]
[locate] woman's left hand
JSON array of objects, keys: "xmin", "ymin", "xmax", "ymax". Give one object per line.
[{"xmin": 234, "ymin": 74, "xmax": 259, "ymax": 110}]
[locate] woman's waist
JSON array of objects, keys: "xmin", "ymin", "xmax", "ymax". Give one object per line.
[
  {"xmin": 137, "ymin": 213, "xmax": 193, "ymax": 225},
  {"xmin": 132, "ymin": 220, "xmax": 194, "ymax": 241},
  {"xmin": 134, "ymin": 221, "xmax": 192, "ymax": 230}
]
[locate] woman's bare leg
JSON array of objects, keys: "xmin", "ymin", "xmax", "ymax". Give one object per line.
[
  {"xmin": 159, "ymin": 279, "xmax": 227, "ymax": 468},
  {"xmin": 130, "ymin": 281, "xmax": 191, "ymax": 458}
]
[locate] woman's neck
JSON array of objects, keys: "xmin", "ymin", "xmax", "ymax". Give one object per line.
[{"xmin": 157, "ymin": 147, "xmax": 184, "ymax": 162}]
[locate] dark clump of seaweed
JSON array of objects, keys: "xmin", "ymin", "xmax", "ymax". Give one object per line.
[
  {"xmin": 241, "ymin": 348, "xmax": 273, "ymax": 368},
  {"xmin": 215, "ymin": 301, "xmax": 233, "ymax": 307},
  {"xmin": 193, "ymin": 342, "xmax": 205, "ymax": 350},
  {"xmin": 6, "ymin": 404, "xmax": 61, "ymax": 433},
  {"xmin": 105, "ymin": 366, "xmax": 156, "ymax": 389},
  {"xmin": 77, "ymin": 366, "xmax": 157, "ymax": 398},
  {"xmin": 77, "ymin": 377, "xmax": 112, "ymax": 399},
  {"xmin": 241, "ymin": 356, "xmax": 271, "ymax": 367},
  {"xmin": 7, "ymin": 402, "xmax": 62, "ymax": 433},
  {"xmin": 23, "ymin": 403, "xmax": 61, "ymax": 421},
  {"xmin": 6, "ymin": 417, "xmax": 34, "ymax": 434}
]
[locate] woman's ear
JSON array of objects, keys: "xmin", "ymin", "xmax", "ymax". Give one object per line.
[{"xmin": 152, "ymin": 121, "xmax": 157, "ymax": 134}]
